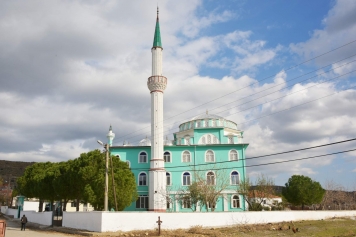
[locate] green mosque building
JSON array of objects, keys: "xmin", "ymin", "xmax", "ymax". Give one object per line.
[{"xmin": 107, "ymin": 9, "xmax": 249, "ymax": 212}]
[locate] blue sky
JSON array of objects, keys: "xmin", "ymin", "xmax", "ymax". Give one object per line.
[{"xmin": 0, "ymin": 0, "xmax": 355, "ymax": 189}]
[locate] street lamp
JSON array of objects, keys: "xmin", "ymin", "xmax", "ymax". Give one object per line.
[{"xmin": 97, "ymin": 140, "xmax": 109, "ymax": 211}]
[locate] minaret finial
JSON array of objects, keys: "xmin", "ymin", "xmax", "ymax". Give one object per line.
[{"xmin": 157, "ymin": 6, "xmax": 159, "ymax": 21}]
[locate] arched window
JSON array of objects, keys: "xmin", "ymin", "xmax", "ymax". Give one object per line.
[
  {"xmin": 164, "ymin": 151, "xmax": 171, "ymax": 162},
  {"xmin": 139, "ymin": 152, "xmax": 147, "ymax": 163},
  {"xmin": 207, "ymin": 171, "xmax": 215, "ymax": 185},
  {"xmin": 230, "ymin": 150, "xmax": 238, "ymax": 161},
  {"xmin": 166, "ymin": 172, "xmax": 171, "ymax": 186},
  {"xmin": 231, "ymin": 171, "xmax": 239, "ymax": 185},
  {"xmin": 138, "ymin": 172, "xmax": 147, "ymax": 186},
  {"xmin": 197, "ymin": 121, "xmax": 201, "ymax": 128},
  {"xmin": 213, "ymin": 137, "xmax": 217, "ymax": 144},
  {"xmin": 185, "ymin": 136, "xmax": 190, "ymax": 145},
  {"xmin": 207, "ymin": 135, "xmax": 211, "ymax": 144},
  {"xmin": 126, "ymin": 160, "xmax": 131, "ymax": 168},
  {"xmin": 183, "ymin": 172, "xmax": 191, "ymax": 186},
  {"xmin": 228, "ymin": 136, "xmax": 234, "ymax": 144},
  {"xmin": 202, "ymin": 137, "xmax": 206, "ymax": 144},
  {"xmin": 205, "ymin": 120, "xmax": 209, "ymax": 127},
  {"xmin": 182, "ymin": 151, "xmax": 191, "ymax": 162},
  {"xmin": 205, "ymin": 150, "xmax": 215, "ymax": 162},
  {"xmin": 232, "ymin": 195, "xmax": 240, "ymax": 208}
]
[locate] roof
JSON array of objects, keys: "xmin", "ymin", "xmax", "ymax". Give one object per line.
[
  {"xmin": 153, "ymin": 8, "xmax": 162, "ymax": 48},
  {"xmin": 190, "ymin": 113, "xmax": 224, "ymax": 120}
]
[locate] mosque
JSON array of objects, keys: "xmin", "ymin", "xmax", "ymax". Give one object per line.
[{"xmin": 107, "ymin": 9, "xmax": 249, "ymax": 212}]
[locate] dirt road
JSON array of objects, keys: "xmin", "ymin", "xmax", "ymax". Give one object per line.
[{"xmin": 1, "ymin": 217, "xmax": 72, "ymax": 237}]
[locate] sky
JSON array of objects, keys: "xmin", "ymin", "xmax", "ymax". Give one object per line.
[{"xmin": 1, "ymin": 0, "xmax": 356, "ymax": 188}]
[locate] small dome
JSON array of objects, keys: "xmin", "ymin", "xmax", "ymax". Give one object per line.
[
  {"xmin": 190, "ymin": 113, "xmax": 224, "ymax": 120},
  {"xmin": 139, "ymin": 137, "xmax": 151, "ymax": 146}
]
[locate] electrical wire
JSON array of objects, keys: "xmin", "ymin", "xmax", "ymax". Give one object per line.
[
  {"xmin": 117, "ymin": 137, "xmax": 356, "ymax": 172},
  {"xmin": 115, "ymin": 39, "xmax": 356, "ymax": 140}
]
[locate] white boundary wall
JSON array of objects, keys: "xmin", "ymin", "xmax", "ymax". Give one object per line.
[
  {"xmin": 63, "ymin": 211, "xmax": 356, "ymax": 232},
  {"xmin": 20, "ymin": 211, "xmax": 52, "ymax": 226}
]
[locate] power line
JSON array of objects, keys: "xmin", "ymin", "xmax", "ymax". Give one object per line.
[
  {"xmin": 115, "ymin": 39, "xmax": 356, "ymax": 140},
  {"xmin": 119, "ymin": 69, "xmax": 356, "ymax": 145},
  {"xmin": 121, "ymin": 137, "xmax": 356, "ymax": 172}
]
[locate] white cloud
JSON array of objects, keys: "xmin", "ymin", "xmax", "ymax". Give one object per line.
[{"xmin": 290, "ymin": 0, "xmax": 356, "ymax": 76}]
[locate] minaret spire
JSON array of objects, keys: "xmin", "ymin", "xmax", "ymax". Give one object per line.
[{"xmin": 153, "ymin": 7, "xmax": 162, "ymax": 48}]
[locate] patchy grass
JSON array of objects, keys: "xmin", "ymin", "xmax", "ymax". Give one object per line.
[{"xmin": 71, "ymin": 217, "xmax": 356, "ymax": 237}]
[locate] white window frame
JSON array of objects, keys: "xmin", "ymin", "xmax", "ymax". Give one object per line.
[
  {"xmin": 166, "ymin": 172, "xmax": 171, "ymax": 186},
  {"xmin": 164, "ymin": 151, "xmax": 171, "ymax": 163},
  {"xmin": 185, "ymin": 136, "xmax": 190, "ymax": 145},
  {"xmin": 182, "ymin": 150, "xmax": 191, "ymax": 163},
  {"xmin": 182, "ymin": 199, "xmax": 191, "ymax": 209},
  {"xmin": 136, "ymin": 195, "xmax": 149, "ymax": 209},
  {"xmin": 206, "ymin": 171, "xmax": 215, "ymax": 185},
  {"xmin": 231, "ymin": 195, "xmax": 240, "ymax": 208},
  {"xmin": 138, "ymin": 172, "xmax": 147, "ymax": 186},
  {"xmin": 126, "ymin": 160, "xmax": 131, "ymax": 168},
  {"xmin": 182, "ymin": 172, "xmax": 191, "ymax": 186},
  {"xmin": 205, "ymin": 150, "xmax": 215, "ymax": 162},
  {"xmin": 138, "ymin": 151, "xmax": 148, "ymax": 163},
  {"xmin": 230, "ymin": 170, "xmax": 240, "ymax": 185},
  {"xmin": 229, "ymin": 150, "xmax": 238, "ymax": 161}
]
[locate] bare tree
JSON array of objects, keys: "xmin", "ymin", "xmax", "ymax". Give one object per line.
[
  {"xmin": 193, "ymin": 167, "xmax": 231, "ymax": 212},
  {"xmin": 238, "ymin": 174, "xmax": 276, "ymax": 211}
]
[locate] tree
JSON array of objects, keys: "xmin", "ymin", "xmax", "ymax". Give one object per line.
[
  {"xmin": 282, "ymin": 175, "xmax": 325, "ymax": 210},
  {"xmin": 239, "ymin": 174, "xmax": 276, "ymax": 211}
]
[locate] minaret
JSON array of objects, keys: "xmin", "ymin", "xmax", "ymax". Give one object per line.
[
  {"xmin": 147, "ymin": 7, "xmax": 167, "ymax": 212},
  {"xmin": 107, "ymin": 125, "xmax": 115, "ymax": 147}
]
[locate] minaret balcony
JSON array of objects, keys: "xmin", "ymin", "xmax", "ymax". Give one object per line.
[{"xmin": 147, "ymin": 75, "xmax": 167, "ymax": 92}]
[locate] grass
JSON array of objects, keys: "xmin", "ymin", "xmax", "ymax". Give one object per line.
[{"xmin": 90, "ymin": 217, "xmax": 356, "ymax": 237}]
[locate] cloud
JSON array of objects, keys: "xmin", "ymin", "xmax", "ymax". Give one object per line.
[{"xmin": 290, "ymin": 0, "xmax": 356, "ymax": 76}]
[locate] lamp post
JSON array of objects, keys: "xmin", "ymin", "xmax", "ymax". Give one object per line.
[{"xmin": 97, "ymin": 140, "xmax": 109, "ymax": 211}]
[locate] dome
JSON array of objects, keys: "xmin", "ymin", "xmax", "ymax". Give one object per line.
[
  {"xmin": 178, "ymin": 111, "xmax": 238, "ymax": 132},
  {"xmin": 190, "ymin": 113, "xmax": 224, "ymax": 120},
  {"xmin": 139, "ymin": 137, "xmax": 151, "ymax": 146}
]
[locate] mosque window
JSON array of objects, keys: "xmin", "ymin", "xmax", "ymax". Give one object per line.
[
  {"xmin": 139, "ymin": 152, "xmax": 147, "ymax": 163},
  {"xmin": 207, "ymin": 135, "xmax": 211, "ymax": 144},
  {"xmin": 166, "ymin": 172, "xmax": 171, "ymax": 186},
  {"xmin": 197, "ymin": 121, "xmax": 201, "ymax": 128},
  {"xmin": 231, "ymin": 171, "xmax": 239, "ymax": 185},
  {"xmin": 213, "ymin": 137, "xmax": 217, "ymax": 144},
  {"xmin": 205, "ymin": 120, "xmax": 209, "ymax": 127},
  {"xmin": 182, "ymin": 199, "xmax": 191, "ymax": 209},
  {"xmin": 212, "ymin": 120, "xmax": 216, "ymax": 127},
  {"xmin": 207, "ymin": 171, "xmax": 215, "ymax": 185},
  {"xmin": 136, "ymin": 195, "xmax": 148, "ymax": 209},
  {"xmin": 183, "ymin": 172, "xmax": 191, "ymax": 186},
  {"xmin": 164, "ymin": 151, "xmax": 171, "ymax": 162},
  {"xmin": 205, "ymin": 150, "xmax": 215, "ymax": 162},
  {"xmin": 230, "ymin": 150, "xmax": 238, "ymax": 161},
  {"xmin": 185, "ymin": 136, "xmax": 190, "ymax": 145},
  {"xmin": 202, "ymin": 137, "xmax": 206, "ymax": 144},
  {"xmin": 228, "ymin": 136, "xmax": 234, "ymax": 144},
  {"xmin": 126, "ymin": 160, "xmax": 131, "ymax": 168},
  {"xmin": 232, "ymin": 195, "xmax": 240, "ymax": 208},
  {"xmin": 182, "ymin": 151, "xmax": 191, "ymax": 162},
  {"xmin": 138, "ymin": 172, "xmax": 147, "ymax": 186}
]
